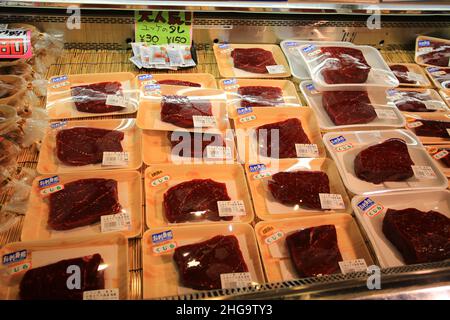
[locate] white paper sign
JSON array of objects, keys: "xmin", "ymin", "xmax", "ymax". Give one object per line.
[
  {"xmin": 101, "ymin": 212, "xmax": 131, "ymax": 233},
  {"xmin": 217, "ymin": 200, "xmax": 246, "ymax": 217},
  {"xmin": 220, "ymin": 272, "xmax": 253, "ymax": 289},
  {"xmin": 102, "ymin": 152, "xmax": 129, "ymax": 166},
  {"xmin": 319, "ymin": 193, "xmax": 345, "ymax": 210}
]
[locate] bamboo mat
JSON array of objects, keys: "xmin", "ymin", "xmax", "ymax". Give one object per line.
[{"xmin": 0, "ymin": 46, "xmax": 415, "ymax": 300}]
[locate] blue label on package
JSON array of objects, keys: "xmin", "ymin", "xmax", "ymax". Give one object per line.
[
  {"xmin": 302, "ymin": 44, "xmax": 316, "ymax": 53},
  {"xmin": 418, "ymin": 40, "xmax": 430, "ymax": 47},
  {"xmin": 38, "ymin": 176, "xmax": 60, "ymax": 189},
  {"xmin": 144, "ymin": 84, "xmax": 161, "ymax": 91},
  {"xmin": 306, "ymin": 83, "xmax": 315, "ymax": 91},
  {"xmin": 427, "ymin": 67, "xmax": 440, "ymax": 73},
  {"xmin": 237, "ymin": 106, "xmax": 253, "ymax": 115},
  {"xmin": 138, "ymin": 74, "xmax": 153, "ymax": 81},
  {"xmin": 152, "ymin": 230, "xmax": 173, "ymax": 244},
  {"xmin": 223, "ymin": 78, "xmax": 237, "ymax": 86},
  {"xmin": 249, "ymin": 163, "xmax": 266, "ymax": 173},
  {"xmin": 285, "ymin": 42, "xmax": 297, "ymax": 47},
  {"xmin": 387, "ymin": 89, "xmax": 398, "ymax": 96},
  {"xmin": 51, "ymin": 75, "xmax": 68, "ymax": 83},
  {"xmin": 218, "ymin": 43, "xmax": 229, "ymax": 49},
  {"xmin": 50, "ymin": 121, "xmax": 67, "ymax": 129},
  {"xmin": 2, "ymin": 250, "xmax": 27, "ymax": 265},
  {"xmin": 357, "ymin": 197, "xmax": 375, "ymax": 212},
  {"xmin": 329, "ymin": 136, "xmax": 346, "ymax": 145}
]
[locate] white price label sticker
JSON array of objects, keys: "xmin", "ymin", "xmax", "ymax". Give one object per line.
[
  {"xmin": 102, "ymin": 152, "xmax": 129, "ymax": 166},
  {"xmin": 101, "ymin": 212, "xmax": 131, "ymax": 233},
  {"xmin": 206, "ymin": 146, "xmax": 232, "ymax": 159},
  {"xmin": 264, "ymin": 230, "xmax": 284, "ymax": 245},
  {"xmin": 52, "ymin": 81, "xmax": 70, "ymax": 89},
  {"xmin": 319, "ymin": 193, "xmax": 345, "ymax": 210},
  {"xmin": 151, "ymin": 175, "xmax": 170, "ymax": 187},
  {"xmin": 192, "ymin": 115, "xmax": 217, "ymax": 128},
  {"xmin": 217, "ymin": 200, "xmax": 246, "ymax": 217},
  {"xmin": 239, "ymin": 114, "xmax": 256, "ymax": 123},
  {"xmin": 40, "ymin": 184, "xmax": 64, "ymax": 197},
  {"xmin": 295, "ymin": 144, "xmax": 319, "ymax": 158},
  {"xmin": 266, "ymin": 65, "xmax": 286, "ymax": 74},
  {"xmin": 433, "ymin": 149, "xmax": 449, "ymax": 160},
  {"xmin": 335, "ymin": 143, "xmax": 353, "ymax": 152},
  {"xmin": 407, "ymin": 121, "xmax": 423, "ymax": 128},
  {"xmin": 153, "ymin": 241, "xmax": 177, "ymax": 255},
  {"xmin": 412, "ymin": 165, "xmax": 437, "ymax": 179},
  {"xmin": 375, "ymin": 109, "xmax": 398, "ymax": 120},
  {"xmin": 406, "ymin": 71, "xmax": 425, "ymax": 83},
  {"xmin": 424, "ymin": 101, "xmax": 447, "ymax": 111},
  {"xmin": 106, "ymin": 95, "xmax": 126, "ymax": 107},
  {"xmin": 83, "ymin": 288, "xmax": 119, "ymax": 300},
  {"xmin": 339, "ymin": 259, "xmax": 367, "ymax": 274},
  {"xmin": 253, "ymin": 172, "xmax": 272, "ymax": 180},
  {"xmin": 220, "ymin": 272, "xmax": 253, "ymax": 289}
]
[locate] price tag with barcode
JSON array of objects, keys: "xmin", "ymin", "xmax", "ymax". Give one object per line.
[
  {"xmin": 433, "ymin": 149, "xmax": 449, "ymax": 160},
  {"xmin": 220, "ymin": 272, "xmax": 253, "ymax": 289},
  {"xmin": 206, "ymin": 146, "xmax": 232, "ymax": 159},
  {"xmin": 412, "ymin": 165, "xmax": 437, "ymax": 179},
  {"xmin": 407, "ymin": 121, "xmax": 423, "ymax": 128},
  {"xmin": 217, "ymin": 200, "xmax": 246, "ymax": 217},
  {"xmin": 319, "ymin": 193, "xmax": 345, "ymax": 210},
  {"xmin": 102, "ymin": 152, "xmax": 129, "ymax": 166},
  {"xmin": 106, "ymin": 95, "xmax": 127, "ymax": 107},
  {"xmin": 83, "ymin": 288, "xmax": 119, "ymax": 300},
  {"xmin": 192, "ymin": 115, "xmax": 217, "ymax": 128},
  {"xmin": 101, "ymin": 212, "xmax": 131, "ymax": 233},
  {"xmin": 266, "ymin": 65, "xmax": 286, "ymax": 74},
  {"xmin": 339, "ymin": 259, "xmax": 367, "ymax": 274},
  {"xmin": 375, "ymin": 109, "xmax": 398, "ymax": 120},
  {"xmin": 295, "ymin": 144, "xmax": 319, "ymax": 157}
]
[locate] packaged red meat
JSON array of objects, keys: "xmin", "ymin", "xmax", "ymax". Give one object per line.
[
  {"xmin": 136, "ymin": 73, "xmax": 217, "ymax": 89},
  {"xmin": 301, "ymin": 81, "xmax": 405, "ymax": 131},
  {"xmin": 297, "ymin": 44, "xmax": 398, "ymax": 91},
  {"xmin": 245, "ymin": 159, "xmax": 351, "ymax": 220},
  {"xmin": 219, "ymin": 78, "xmax": 301, "ymax": 118},
  {"xmin": 405, "ymin": 113, "xmax": 450, "ymax": 144},
  {"xmin": 386, "ymin": 88, "xmax": 448, "ymax": 114},
  {"xmin": 142, "ymin": 129, "xmax": 236, "ymax": 165},
  {"xmin": 254, "ymin": 215, "xmax": 373, "ymax": 283},
  {"xmin": 22, "ymin": 171, "xmax": 142, "ymax": 241},
  {"xmin": 37, "ymin": 119, "xmax": 142, "ymax": 174},
  {"xmin": 213, "ymin": 43, "xmax": 291, "ymax": 78},
  {"xmin": 415, "ymin": 36, "xmax": 450, "ymax": 67},
  {"xmin": 46, "ymin": 72, "xmax": 138, "ymax": 119},
  {"xmin": 0, "ymin": 234, "xmax": 129, "ymax": 299},
  {"xmin": 323, "ymin": 129, "xmax": 448, "ymax": 195},
  {"xmin": 425, "ymin": 145, "xmax": 450, "ymax": 177},
  {"xmin": 388, "ymin": 63, "xmax": 431, "ymax": 87},
  {"xmin": 144, "ymin": 164, "xmax": 254, "ymax": 227},
  {"xmin": 142, "ymin": 224, "xmax": 265, "ymax": 299},
  {"xmin": 137, "ymin": 85, "xmax": 229, "ymax": 134},
  {"xmin": 353, "ymin": 190, "xmax": 450, "ymax": 267},
  {"xmin": 425, "ymin": 66, "xmax": 450, "ymax": 90},
  {"xmin": 280, "ymin": 40, "xmax": 356, "ymax": 81},
  {"xmin": 234, "ymin": 107, "xmax": 325, "ymax": 163}
]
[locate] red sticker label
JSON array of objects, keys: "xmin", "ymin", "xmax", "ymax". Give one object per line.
[{"xmin": 0, "ymin": 30, "xmax": 33, "ymax": 59}]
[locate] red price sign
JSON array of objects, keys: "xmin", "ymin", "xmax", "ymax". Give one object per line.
[{"xmin": 0, "ymin": 29, "xmax": 32, "ymax": 59}]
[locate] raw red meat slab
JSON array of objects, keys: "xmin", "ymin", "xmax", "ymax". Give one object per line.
[
  {"xmin": 383, "ymin": 208, "xmax": 450, "ymax": 264},
  {"xmin": 48, "ymin": 178, "xmax": 121, "ymax": 230},
  {"xmin": 231, "ymin": 48, "xmax": 277, "ymax": 74},
  {"xmin": 56, "ymin": 127, "xmax": 124, "ymax": 166},
  {"xmin": 173, "ymin": 235, "xmax": 248, "ymax": 290},
  {"xmin": 167, "ymin": 131, "xmax": 225, "ymax": 158},
  {"xmin": 156, "ymin": 79, "xmax": 201, "ymax": 87},
  {"xmin": 414, "ymin": 119, "xmax": 450, "ymax": 138},
  {"xmin": 354, "ymin": 138, "xmax": 415, "ymax": 184},
  {"xmin": 390, "ymin": 64, "xmax": 416, "ymax": 84},
  {"xmin": 160, "ymin": 95, "xmax": 212, "ymax": 128},
  {"xmin": 420, "ymin": 42, "xmax": 450, "ymax": 67},
  {"xmin": 163, "ymin": 179, "xmax": 232, "ymax": 223},
  {"xmin": 320, "ymin": 47, "xmax": 371, "ymax": 84},
  {"xmin": 268, "ymin": 171, "xmax": 330, "ymax": 210},
  {"xmin": 256, "ymin": 118, "xmax": 311, "ymax": 158},
  {"xmin": 71, "ymin": 81, "xmax": 124, "ymax": 113},
  {"xmin": 393, "ymin": 91, "xmax": 433, "ymax": 112},
  {"xmin": 322, "ymin": 91, "xmax": 377, "ymax": 125},
  {"xmin": 19, "ymin": 254, "xmax": 105, "ymax": 300},
  {"xmin": 286, "ymin": 225, "xmax": 342, "ymax": 278},
  {"xmin": 237, "ymin": 86, "xmax": 284, "ymax": 108}
]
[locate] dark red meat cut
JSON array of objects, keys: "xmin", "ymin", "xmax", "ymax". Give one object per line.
[
  {"xmin": 322, "ymin": 91, "xmax": 377, "ymax": 125},
  {"xmin": 393, "ymin": 91, "xmax": 433, "ymax": 112},
  {"xmin": 237, "ymin": 86, "xmax": 284, "ymax": 108},
  {"xmin": 354, "ymin": 138, "xmax": 415, "ymax": 184},
  {"xmin": 256, "ymin": 118, "xmax": 311, "ymax": 158},
  {"xmin": 286, "ymin": 225, "xmax": 342, "ymax": 278},
  {"xmin": 173, "ymin": 235, "xmax": 248, "ymax": 290},
  {"xmin": 231, "ymin": 48, "xmax": 277, "ymax": 74},
  {"xmin": 156, "ymin": 79, "xmax": 201, "ymax": 87},
  {"xmin": 71, "ymin": 81, "xmax": 124, "ymax": 113},
  {"xmin": 414, "ymin": 119, "xmax": 450, "ymax": 138},
  {"xmin": 390, "ymin": 64, "xmax": 416, "ymax": 84},
  {"xmin": 320, "ymin": 47, "xmax": 371, "ymax": 84},
  {"xmin": 160, "ymin": 95, "xmax": 212, "ymax": 128},
  {"xmin": 268, "ymin": 171, "xmax": 330, "ymax": 210},
  {"xmin": 56, "ymin": 127, "xmax": 124, "ymax": 166},
  {"xmin": 48, "ymin": 178, "xmax": 121, "ymax": 230},
  {"xmin": 167, "ymin": 131, "xmax": 225, "ymax": 158},
  {"xmin": 420, "ymin": 42, "xmax": 450, "ymax": 67},
  {"xmin": 19, "ymin": 254, "xmax": 105, "ymax": 300},
  {"xmin": 383, "ymin": 208, "xmax": 450, "ymax": 264},
  {"xmin": 163, "ymin": 179, "xmax": 232, "ymax": 223}
]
